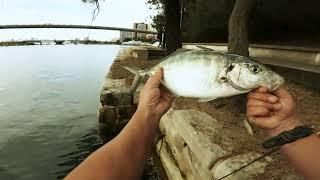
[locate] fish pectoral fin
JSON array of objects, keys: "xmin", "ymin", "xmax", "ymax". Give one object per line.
[
  {"xmin": 197, "ymin": 97, "xmax": 217, "ymax": 102},
  {"xmin": 243, "ymin": 117, "xmax": 254, "ymax": 136}
]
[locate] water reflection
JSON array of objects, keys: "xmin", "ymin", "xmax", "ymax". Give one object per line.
[
  {"xmin": 0, "ymin": 45, "xmax": 119, "ymax": 180},
  {"xmin": 55, "ymin": 128, "xmax": 103, "ymax": 179}
]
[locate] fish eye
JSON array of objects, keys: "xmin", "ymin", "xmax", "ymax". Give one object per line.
[{"xmin": 251, "ymin": 66, "xmax": 260, "ymax": 73}]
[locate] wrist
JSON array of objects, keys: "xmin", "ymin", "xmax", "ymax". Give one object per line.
[
  {"xmin": 266, "ymin": 115, "xmax": 303, "ymax": 137},
  {"xmin": 134, "ymin": 108, "xmax": 161, "ymax": 129}
]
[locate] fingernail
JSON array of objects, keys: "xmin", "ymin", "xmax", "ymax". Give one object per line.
[
  {"xmin": 268, "ymin": 96, "xmax": 278, "ymax": 103},
  {"xmin": 273, "ymin": 103, "xmax": 282, "ymax": 109}
]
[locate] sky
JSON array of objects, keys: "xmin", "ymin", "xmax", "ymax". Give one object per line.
[{"xmin": 0, "ymin": 0, "xmax": 157, "ymax": 41}]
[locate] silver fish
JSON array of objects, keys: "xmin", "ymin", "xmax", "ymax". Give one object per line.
[{"xmin": 122, "ymin": 49, "xmax": 284, "ymax": 102}]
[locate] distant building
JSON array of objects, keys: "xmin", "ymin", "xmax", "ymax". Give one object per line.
[
  {"xmin": 119, "ymin": 23, "xmax": 157, "ymax": 42},
  {"xmin": 120, "ymin": 31, "xmax": 134, "ymax": 42},
  {"xmin": 134, "ymin": 23, "xmax": 157, "ymax": 41}
]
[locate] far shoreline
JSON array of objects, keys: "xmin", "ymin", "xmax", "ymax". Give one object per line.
[{"xmin": 0, "ymin": 40, "xmax": 122, "ymax": 47}]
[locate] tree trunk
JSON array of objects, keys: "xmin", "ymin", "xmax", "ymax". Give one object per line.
[
  {"xmin": 164, "ymin": 0, "xmax": 182, "ymax": 54},
  {"xmin": 228, "ymin": 0, "xmax": 256, "ymax": 57}
]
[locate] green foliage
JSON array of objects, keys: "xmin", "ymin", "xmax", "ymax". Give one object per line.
[
  {"xmin": 147, "ymin": 0, "xmax": 165, "ymax": 32},
  {"xmin": 123, "ymin": 38, "xmax": 132, "ymax": 42},
  {"xmin": 147, "ymin": 0, "xmax": 165, "ymax": 10},
  {"xmin": 151, "ymin": 13, "xmax": 165, "ymax": 32}
]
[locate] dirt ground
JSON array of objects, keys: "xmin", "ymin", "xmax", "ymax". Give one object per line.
[{"xmin": 107, "ymin": 49, "xmax": 320, "ymax": 180}]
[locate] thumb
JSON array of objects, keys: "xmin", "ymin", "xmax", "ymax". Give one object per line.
[{"xmin": 148, "ymin": 68, "xmax": 163, "ymax": 88}]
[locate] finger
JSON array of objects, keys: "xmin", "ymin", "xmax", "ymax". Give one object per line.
[
  {"xmin": 161, "ymin": 92, "xmax": 173, "ymax": 103},
  {"xmin": 163, "ymin": 90, "xmax": 174, "ymax": 101},
  {"xmin": 254, "ymin": 87, "xmax": 268, "ymax": 93},
  {"xmin": 160, "ymin": 87, "xmax": 174, "ymax": 102},
  {"xmin": 147, "ymin": 68, "xmax": 163, "ymax": 88},
  {"xmin": 248, "ymin": 92, "xmax": 279, "ymax": 103},
  {"xmin": 272, "ymin": 87, "xmax": 292, "ymax": 99},
  {"xmin": 247, "ymin": 99, "xmax": 282, "ymax": 111},
  {"xmin": 249, "ymin": 116, "xmax": 281, "ymax": 129},
  {"xmin": 160, "ymin": 85, "xmax": 173, "ymax": 97},
  {"xmin": 247, "ymin": 106, "xmax": 271, "ymax": 117}
]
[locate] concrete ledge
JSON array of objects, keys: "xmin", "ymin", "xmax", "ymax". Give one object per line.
[
  {"xmin": 132, "ymin": 48, "xmax": 149, "ymax": 60},
  {"xmin": 183, "ymin": 43, "xmax": 320, "ymax": 73}
]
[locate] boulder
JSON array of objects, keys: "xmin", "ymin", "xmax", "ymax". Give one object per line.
[
  {"xmin": 100, "ymin": 78, "xmax": 132, "ymax": 106},
  {"xmin": 157, "ymin": 109, "xmax": 231, "ymax": 180},
  {"xmin": 212, "ymin": 152, "xmax": 272, "ymax": 180}
]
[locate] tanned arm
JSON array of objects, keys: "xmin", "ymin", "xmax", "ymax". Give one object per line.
[{"xmin": 65, "ymin": 68, "xmax": 172, "ymax": 180}]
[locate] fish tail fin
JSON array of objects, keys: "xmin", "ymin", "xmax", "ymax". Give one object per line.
[{"xmin": 121, "ymin": 65, "xmax": 148, "ymax": 94}]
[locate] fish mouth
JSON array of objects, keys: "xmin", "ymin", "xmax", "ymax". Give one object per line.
[{"xmin": 269, "ymin": 76, "xmax": 285, "ymax": 91}]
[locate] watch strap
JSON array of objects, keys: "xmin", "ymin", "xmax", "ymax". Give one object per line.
[{"xmin": 263, "ymin": 126, "xmax": 313, "ymax": 149}]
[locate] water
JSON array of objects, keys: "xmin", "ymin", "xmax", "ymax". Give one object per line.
[{"xmin": 0, "ymin": 45, "xmax": 120, "ymax": 179}]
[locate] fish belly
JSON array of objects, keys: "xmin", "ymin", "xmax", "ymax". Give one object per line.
[{"xmin": 161, "ymin": 60, "xmax": 240, "ymax": 98}]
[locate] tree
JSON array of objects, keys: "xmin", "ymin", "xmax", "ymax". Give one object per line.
[
  {"xmin": 228, "ymin": 0, "xmax": 256, "ymax": 57},
  {"xmin": 81, "ymin": 0, "xmax": 104, "ymax": 21},
  {"xmin": 164, "ymin": 0, "xmax": 182, "ymax": 53},
  {"xmin": 148, "ymin": 0, "xmax": 182, "ymax": 53}
]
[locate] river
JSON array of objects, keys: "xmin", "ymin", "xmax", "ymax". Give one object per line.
[{"xmin": 0, "ymin": 45, "xmax": 119, "ymax": 179}]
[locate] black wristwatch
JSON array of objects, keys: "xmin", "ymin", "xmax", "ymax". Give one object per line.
[{"xmin": 263, "ymin": 126, "xmax": 314, "ymax": 149}]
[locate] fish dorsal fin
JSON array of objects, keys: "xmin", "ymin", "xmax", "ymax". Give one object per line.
[
  {"xmin": 163, "ymin": 48, "xmax": 192, "ymax": 58},
  {"xmin": 196, "ymin": 45, "xmax": 216, "ymax": 51},
  {"xmin": 197, "ymin": 97, "xmax": 217, "ymax": 102},
  {"xmin": 176, "ymin": 48, "xmax": 192, "ymax": 52},
  {"xmin": 172, "ymin": 48, "xmax": 192, "ymax": 55}
]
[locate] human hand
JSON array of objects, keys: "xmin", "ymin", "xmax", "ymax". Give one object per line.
[
  {"xmin": 137, "ymin": 68, "xmax": 173, "ymax": 122},
  {"xmin": 246, "ymin": 87, "xmax": 303, "ymax": 137}
]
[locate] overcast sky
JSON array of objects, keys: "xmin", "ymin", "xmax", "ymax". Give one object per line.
[{"xmin": 0, "ymin": 0, "xmax": 157, "ymax": 41}]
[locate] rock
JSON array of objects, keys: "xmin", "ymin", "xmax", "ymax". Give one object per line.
[
  {"xmin": 117, "ymin": 105, "xmax": 137, "ymax": 119},
  {"xmin": 98, "ymin": 105, "xmax": 118, "ymax": 142},
  {"xmin": 158, "ymin": 109, "xmax": 231, "ymax": 180},
  {"xmin": 212, "ymin": 152, "xmax": 271, "ymax": 180},
  {"xmin": 156, "ymin": 139, "xmax": 184, "ymax": 180},
  {"xmin": 98, "ymin": 105, "xmax": 118, "ymax": 124},
  {"xmin": 102, "ymin": 78, "xmax": 127, "ymax": 89},
  {"xmin": 281, "ymin": 174, "xmax": 303, "ymax": 180},
  {"xmin": 100, "ymin": 78, "xmax": 131, "ymax": 106},
  {"xmin": 101, "ymin": 90, "xmax": 132, "ymax": 106},
  {"xmin": 98, "ymin": 123, "xmax": 115, "ymax": 143},
  {"xmin": 160, "ymin": 109, "xmax": 228, "ymax": 169},
  {"xmin": 132, "ymin": 48, "xmax": 148, "ymax": 60}
]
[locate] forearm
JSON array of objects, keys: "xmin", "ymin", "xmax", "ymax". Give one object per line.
[
  {"xmin": 280, "ymin": 133, "xmax": 320, "ymax": 179},
  {"xmin": 65, "ymin": 111, "xmax": 160, "ymax": 180}
]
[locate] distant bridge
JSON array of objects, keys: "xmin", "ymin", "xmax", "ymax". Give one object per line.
[{"xmin": 0, "ymin": 24, "xmax": 158, "ymax": 34}]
